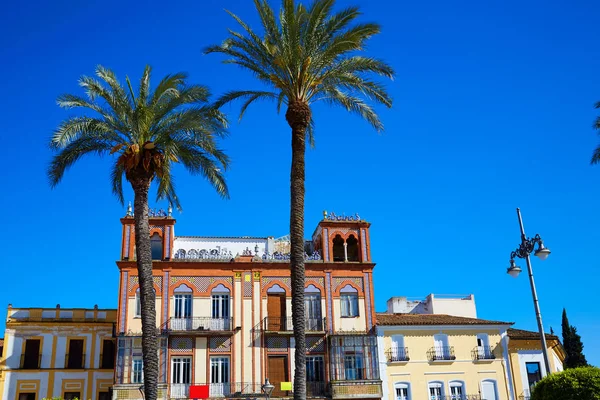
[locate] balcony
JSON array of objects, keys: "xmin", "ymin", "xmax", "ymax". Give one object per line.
[
  {"xmin": 20, "ymin": 354, "xmax": 41, "ymax": 369},
  {"xmin": 168, "ymin": 383, "xmax": 266, "ymax": 398},
  {"xmin": 385, "ymin": 347, "xmax": 409, "ymax": 362},
  {"xmin": 472, "ymin": 346, "xmax": 495, "ymax": 361},
  {"xmin": 262, "ymin": 317, "xmax": 326, "ymax": 333},
  {"xmin": 162, "ymin": 317, "xmax": 234, "ymax": 335},
  {"xmin": 64, "ymin": 353, "xmax": 86, "ymax": 369},
  {"xmin": 433, "ymin": 396, "xmax": 482, "ymax": 400},
  {"xmin": 330, "ymin": 380, "xmax": 382, "ymax": 399},
  {"xmin": 427, "ymin": 346, "xmax": 456, "ymax": 362}
]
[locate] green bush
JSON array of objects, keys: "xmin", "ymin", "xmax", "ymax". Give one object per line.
[{"xmin": 531, "ymin": 367, "xmax": 600, "ymax": 400}]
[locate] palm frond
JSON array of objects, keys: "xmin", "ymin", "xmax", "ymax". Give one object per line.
[
  {"xmin": 591, "ymin": 145, "xmax": 600, "ymax": 165},
  {"xmin": 48, "ymin": 136, "xmax": 113, "ymax": 187}
]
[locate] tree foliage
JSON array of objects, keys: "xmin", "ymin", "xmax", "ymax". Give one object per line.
[
  {"xmin": 49, "ymin": 65, "xmax": 230, "ymax": 207},
  {"xmin": 562, "ymin": 308, "xmax": 588, "ymax": 369},
  {"xmin": 531, "ymin": 367, "xmax": 600, "ymax": 400}
]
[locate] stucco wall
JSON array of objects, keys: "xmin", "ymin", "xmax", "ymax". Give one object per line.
[{"xmin": 378, "ymin": 326, "xmax": 511, "ymax": 400}]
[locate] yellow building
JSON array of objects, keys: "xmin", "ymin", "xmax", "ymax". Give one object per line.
[
  {"xmin": 0, "ymin": 305, "xmax": 117, "ymax": 400},
  {"xmin": 506, "ymin": 328, "xmax": 565, "ymax": 400},
  {"xmin": 376, "ymin": 296, "xmax": 566, "ymax": 400},
  {"xmin": 376, "ymin": 311, "xmax": 513, "ymax": 400}
]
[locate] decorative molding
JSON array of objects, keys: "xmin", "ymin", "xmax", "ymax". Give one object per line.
[
  {"xmin": 174, "ymin": 248, "xmax": 233, "ymax": 260},
  {"xmin": 128, "ymin": 276, "xmax": 163, "ymax": 293},
  {"xmin": 261, "ymin": 277, "xmax": 291, "ymax": 292},
  {"xmin": 361, "ymin": 229, "xmax": 368, "ymax": 262},
  {"xmin": 210, "ymin": 337, "xmax": 232, "ymax": 352},
  {"xmin": 120, "ymin": 271, "xmax": 128, "ymax": 333},
  {"xmin": 333, "ymin": 277, "xmax": 364, "ymax": 292},
  {"xmin": 326, "ymin": 272, "xmax": 333, "ymax": 333},
  {"xmin": 124, "ymin": 225, "xmax": 131, "ymax": 259},
  {"xmin": 165, "ymin": 226, "xmax": 171, "ymax": 258},
  {"xmin": 364, "ymin": 272, "xmax": 372, "ymax": 330},
  {"xmin": 171, "ymin": 337, "xmax": 193, "ymax": 352},
  {"xmin": 169, "ymin": 276, "xmax": 233, "ymax": 293},
  {"xmin": 243, "ymin": 272, "xmax": 252, "ymax": 297}
]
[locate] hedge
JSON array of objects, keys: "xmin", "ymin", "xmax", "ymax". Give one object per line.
[{"xmin": 531, "ymin": 366, "xmax": 600, "ymax": 400}]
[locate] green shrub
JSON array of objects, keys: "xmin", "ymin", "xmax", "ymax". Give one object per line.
[{"xmin": 531, "ymin": 367, "xmax": 600, "ymax": 400}]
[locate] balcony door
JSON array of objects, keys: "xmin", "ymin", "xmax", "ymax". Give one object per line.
[
  {"xmin": 267, "ymin": 285, "xmax": 286, "ymax": 330},
  {"xmin": 268, "ymin": 355, "xmax": 289, "ymax": 397},
  {"xmin": 173, "ymin": 284, "xmax": 193, "ymax": 331},
  {"xmin": 171, "ymin": 357, "xmax": 191, "ymax": 398},
  {"xmin": 433, "ymin": 334, "xmax": 449, "ymax": 359},
  {"xmin": 305, "ymin": 285, "xmax": 322, "ymax": 331},
  {"xmin": 477, "ymin": 333, "xmax": 490, "ymax": 358},
  {"xmin": 391, "ymin": 335, "xmax": 405, "ymax": 361},
  {"xmin": 210, "ymin": 356, "xmax": 230, "ymax": 397},
  {"xmin": 211, "ymin": 284, "xmax": 230, "ymax": 331}
]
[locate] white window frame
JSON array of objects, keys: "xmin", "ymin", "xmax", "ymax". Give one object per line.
[
  {"xmin": 171, "ymin": 356, "xmax": 192, "ymax": 384},
  {"xmin": 340, "ymin": 285, "xmax": 359, "ymax": 318},
  {"xmin": 449, "ymin": 380, "xmax": 465, "ymax": 400},
  {"xmin": 428, "ymin": 381, "xmax": 444, "ymax": 400},
  {"xmin": 394, "ymin": 382, "xmax": 411, "ymax": 400},
  {"xmin": 132, "ymin": 357, "xmax": 143, "ymax": 383},
  {"xmin": 210, "ymin": 356, "xmax": 230, "ymax": 397}
]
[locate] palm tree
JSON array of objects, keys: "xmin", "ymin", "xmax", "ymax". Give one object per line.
[
  {"xmin": 206, "ymin": 1, "xmax": 393, "ymax": 397},
  {"xmin": 48, "ymin": 65, "xmax": 230, "ymax": 400}
]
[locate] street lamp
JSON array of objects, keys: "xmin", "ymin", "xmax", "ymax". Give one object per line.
[
  {"xmin": 262, "ymin": 378, "xmax": 275, "ymax": 400},
  {"xmin": 506, "ymin": 208, "xmax": 552, "ymax": 376}
]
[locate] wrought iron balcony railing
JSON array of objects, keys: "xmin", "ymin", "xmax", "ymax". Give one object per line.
[
  {"xmin": 427, "ymin": 346, "xmax": 456, "ymax": 361},
  {"xmin": 167, "ymin": 382, "xmax": 327, "ymax": 398},
  {"xmin": 163, "ymin": 317, "xmax": 234, "ymax": 333},
  {"xmin": 64, "ymin": 353, "xmax": 86, "ymax": 369},
  {"xmin": 432, "ymin": 396, "xmax": 482, "ymax": 400},
  {"xmin": 472, "ymin": 346, "xmax": 495, "ymax": 360},
  {"xmin": 20, "ymin": 354, "xmax": 41, "ymax": 369},
  {"xmin": 385, "ymin": 347, "xmax": 409, "ymax": 362},
  {"xmin": 262, "ymin": 316, "xmax": 326, "ymax": 332}
]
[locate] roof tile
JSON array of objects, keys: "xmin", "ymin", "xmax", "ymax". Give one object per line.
[{"xmin": 376, "ymin": 313, "xmax": 513, "ymax": 326}]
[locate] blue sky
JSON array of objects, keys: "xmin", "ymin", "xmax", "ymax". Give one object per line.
[{"xmin": 1, "ymin": 0, "xmax": 599, "ymax": 365}]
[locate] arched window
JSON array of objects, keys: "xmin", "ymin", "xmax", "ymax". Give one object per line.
[
  {"xmin": 427, "ymin": 381, "xmax": 444, "ymax": 400},
  {"xmin": 340, "ymin": 284, "xmax": 359, "ymax": 317},
  {"xmin": 449, "ymin": 381, "xmax": 465, "ymax": 400},
  {"xmin": 305, "ymin": 284, "xmax": 322, "ymax": 330},
  {"xmin": 172, "ymin": 284, "xmax": 192, "ymax": 330},
  {"xmin": 151, "ymin": 233, "xmax": 162, "ymax": 260},
  {"xmin": 332, "ymin": 235, "xmax": 345, "ymax": 261},
  {"xmin": 211, "ymin": 284, "xmax": 230, "ymax": 330},
  {"xmin": 346, "ymin": 235, "xmax": 359, "ymax": 261},
  {"xmin": 394, "ymin": 382, "xmax": 410, "ymax": 400}
]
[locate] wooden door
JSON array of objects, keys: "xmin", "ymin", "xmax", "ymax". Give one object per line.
[
  {"xmin": 267, "ymin": 294, "xmax": 286, "ymax": 330},
  {"xmin": 268, "ymin": 356, "xmax": 289, "ymax": 396}
]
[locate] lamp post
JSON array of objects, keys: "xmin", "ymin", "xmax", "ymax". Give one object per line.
[
  {"xmin": 506, "ymin": 208, "xmax": 552, "ymax": 376},
  {"xmin": 262, "ymin": 378, "xmax": 275, "ymax": 400}
]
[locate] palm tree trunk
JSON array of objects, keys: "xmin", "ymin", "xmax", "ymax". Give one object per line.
[
  {"xmin": 132, "ymin": 178, "xmax": 159, "ymax": 400},
  {"xmin": 286, "ymin": 101, "xmax": 311, "ymax": 400}
]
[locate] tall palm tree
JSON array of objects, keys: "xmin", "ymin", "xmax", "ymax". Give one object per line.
[
  {"xmin": 206, "ymin": 1, "xmax": 393, "ymax": 397},
  {"xmin": 48, "ymin": 65, "xmax": 230, "ymax": 400}
]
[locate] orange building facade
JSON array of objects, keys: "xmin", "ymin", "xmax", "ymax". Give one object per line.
[{"xmin": 112, "ymin": 211, "xmax": 382, "ymax": 400}]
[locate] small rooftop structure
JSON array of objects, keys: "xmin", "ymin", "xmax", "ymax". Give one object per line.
[{"xmin": 385, "ymin": 294, "xmax": 477, "ymax": 318}]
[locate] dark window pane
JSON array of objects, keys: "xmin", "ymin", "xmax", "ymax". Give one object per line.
[
  {"xmin": 101, "ymin": 340, "xmax": 115, "ymax": 369},
  {"xmin": 64, "ymin": 392, "xmax": 81, "ymax": 400}
]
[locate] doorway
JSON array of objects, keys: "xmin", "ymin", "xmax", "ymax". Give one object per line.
[
  {"xmin": 267, "ymin": 293, "xmax": 286, "ymax": 331},
  {"xmin": 268, "ymin": 355, "xmax": 289, "ymax": 397}
]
